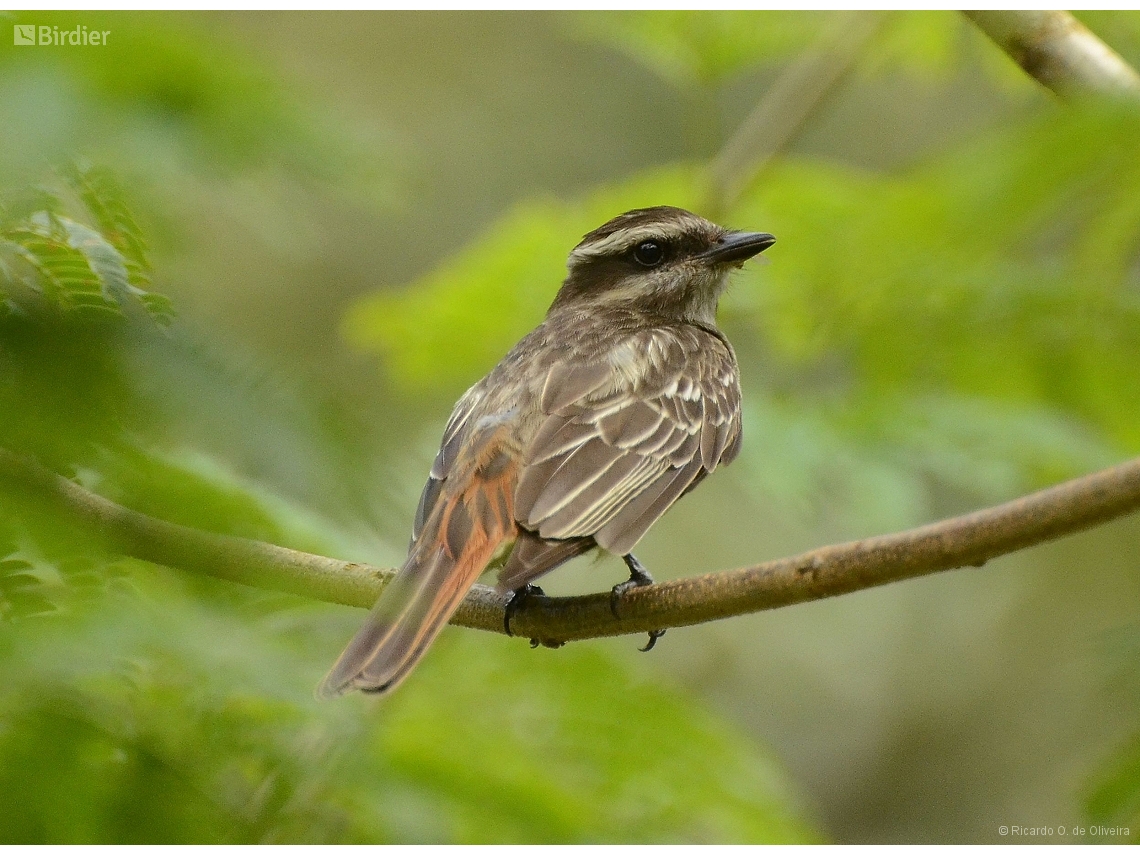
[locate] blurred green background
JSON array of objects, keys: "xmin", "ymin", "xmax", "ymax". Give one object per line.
[{"xmin": 1, "ymin": 9, "xmax": 1139, "ymax": 843}]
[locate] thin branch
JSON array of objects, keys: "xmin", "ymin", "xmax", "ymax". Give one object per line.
[
  {"xmin": 963, "ymin": 11, "xmax": 1140, "ymax": 102},
  {"xmin": 707, "ymin": 10, "xmax": 888, "ymax": 215},
  {"xmin": 3, "ymin": 447, "xmax": 1139, "ymax": 644}
]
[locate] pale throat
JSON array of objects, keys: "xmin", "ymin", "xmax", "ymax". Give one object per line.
[{"xmin": 575, "ymin": 268, "xmax": 729, "ymax": 328}]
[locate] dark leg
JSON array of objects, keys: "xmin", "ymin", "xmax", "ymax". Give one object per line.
[
  {"xmin": 611, "ymin": 553, "xmax": 653, "ymax": 616},
  {"xmin": 612, "ymin": 553, "xmax": 666, "ymax": 651},
  {"xmin": 504, "ymin": 584, "xmax": 545, "ymax": 637}
]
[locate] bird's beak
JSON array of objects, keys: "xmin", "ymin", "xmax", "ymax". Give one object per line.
[{"xmin": 698, "ymin": 231, "xmax": 776, "ymax": 265}]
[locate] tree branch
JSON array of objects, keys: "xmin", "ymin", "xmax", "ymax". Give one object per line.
[
  {"xmin": 963, "ymin": 11, "xmax": 1140, "ymax": 101},
  {"xmin": 3, "ymin": 447, "xmax": 1139, "ymax": 644},
  {"xmin": 708, "ymin": 10, "xmax": 888, "ymax": 214}
]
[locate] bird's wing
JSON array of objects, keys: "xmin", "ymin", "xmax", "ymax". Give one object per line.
[
  {"xmin": 410, "ymin": 384, "xmax": 484, "ymax": 547},
  {"xmin": 512, "ymin": 327, "xmax": 741, "ymax": 559}
]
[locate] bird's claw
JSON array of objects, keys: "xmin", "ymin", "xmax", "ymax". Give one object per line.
[
  {"xmin": 611, "ymin": 553, "xmax": 654, "ymax": 617},
  {"xmin": 504, "ymin": 584, "xmax": 545, "ymax": 637},
  {"xmin": 612, "ymin": 553, "xmax": 666, "ymax": 652},
  {"xmin": 640, "ymin": 629, "xmax": 667, "ymax": 652}
]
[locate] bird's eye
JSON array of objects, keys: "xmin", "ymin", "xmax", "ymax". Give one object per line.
[{"xmin": 633, "ymin": 240, "xmax": 665, "ymax": 267}]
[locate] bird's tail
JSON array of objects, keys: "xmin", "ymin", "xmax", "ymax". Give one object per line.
[{"xmin": 317, "ymin": 451, "xmax": 516, "ymax": 698}]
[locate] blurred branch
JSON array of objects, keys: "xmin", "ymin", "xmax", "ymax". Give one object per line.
[
  {"xmin": 707, "ymin": 10, "xmax": 888, "ymax": 214},
  {"xmin": 3, "ymin": 446, "xmax": 1139, "ymax": 644},
  {"xmin": 963, "ymin": 11, "xmax": 1140, "ymax": 101}
]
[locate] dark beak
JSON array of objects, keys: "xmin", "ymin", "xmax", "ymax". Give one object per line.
[{"xmin": 698, "ymin": 231, "xmax": 776, "ymax": 265}]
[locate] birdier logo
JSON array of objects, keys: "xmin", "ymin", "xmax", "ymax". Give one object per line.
[{"xmin": 13, "ymin": 24, "xmax": 110, "ymax": 46}]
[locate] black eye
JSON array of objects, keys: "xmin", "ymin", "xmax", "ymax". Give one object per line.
[{"xmin": 633, "ymin": 240, "xmax": 665, "ymax": 267}]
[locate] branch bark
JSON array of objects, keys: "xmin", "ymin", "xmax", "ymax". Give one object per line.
[
  {"xmin": 3, "ymin": 447, "xmax": 1139, "ymax": 644},
  {"xmin": 707, "ymin": 10, "xmax": 888, "ymax": 214},
  {"xmin": 963, "ymin": 11, "xmax": 1140, "ymax": 101}
]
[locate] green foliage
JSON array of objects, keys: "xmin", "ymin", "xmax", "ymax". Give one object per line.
[
  {"xmin": 5, "ymin": 9, "xmax": 1140, "ymax": 844},
  {"xmin": 0, "ymin": 554, "xmax": 816, "ymax": 843},
  {"xmin": 0, "ymin": 547, "xmax": 54, "ymax": 621},
  {"xmin": 567, "ymin": 11, "xmax": 1030, "ymax": 92},
  {"xmin": 0, "ymin": 163, "xmax": 170, "ymax": 322},
  {"xmin": 740, "ymin": 393, "xmax": 1117, "ymax": 532},
  {"xmin": 93, "ymin": 444, "xmax": 389, "ymax": 560},
  {"xmin": 378, "ymin": 634, "xmax": 814, "ymax": 843},
  {"xmin": 346, "ymin": 102, "xmax": 1137, "ymax": 531},
  {"xmin": 1, "ymin": 12, "xmax": 373, "ymax": 178},
  {"xmin": 3, "ymin": 217, "xmax": 115, "ymax": 317},
  {"xmin": 1083, "ymin": 623, "xmax": 1140, "ymax": 837},
  {"xmin": 566, "ymin": 11, "xmax": 821, "ymax": 87},
  {"xmin": 343, "ymin": 166, "xmax": 702, "ymax": 396},
  {"xmin": 733, "ymin": 105, "xmax": 1140, "ymax": 455},
  {"xmin": 0, "ymin": 162, "xmax": 811, "ymax": 846},
  {"xmin": 0, "ymin": 164, "xmax": 176, "ymax": 472},
  {"xmin": 61, "ymin": 162, "xmax": 152, "ymax": 285}
]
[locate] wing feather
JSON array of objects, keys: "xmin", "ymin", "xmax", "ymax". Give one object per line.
[
  {"xmin": 595, "ymin": 456, "xmax": 706, "ymax": 554},
  {"xmin": 538, "ymin": 451, "xmax": 659, "ymax": 537},
  {"xmin": 412, "ymin": 385, "xmax": 483, "ymax": 546},
  {"xmin": 598, "ymin": 400, "xmax": 664, "ymax": 446},
  {"xmin": 541, "ymin": 360, "xmax": 612, "ymax": 412},
  {"xmin": 513, "ymin": 327, "xmax": 741, "ymax": 559},
  {"xmin": 527, "ymin": 438, "xmax": 629, "ymax": 523}
]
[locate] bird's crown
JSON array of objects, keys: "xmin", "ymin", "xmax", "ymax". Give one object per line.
[{"xmin": 568, "ymin": 206, "xmax": 723, "ymax": 267}]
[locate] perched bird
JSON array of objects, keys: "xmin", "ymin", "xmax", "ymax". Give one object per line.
[{"xmin": 319, "ymin": 206, "xmax": 774, "ymax": 698}]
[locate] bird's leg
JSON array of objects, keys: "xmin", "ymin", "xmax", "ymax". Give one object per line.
[
  {"xmin": 612, "ymin": 553, "xmax": 653, "ymax": 614},
  {"xmin": 612, "ymin": 553, "xmax": 667, "ymax": 651},
  {"xmin": 504, "ymin": 584, "xmax": 545, "ymax": 638}
]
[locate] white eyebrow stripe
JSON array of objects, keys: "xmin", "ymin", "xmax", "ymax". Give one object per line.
[{"xmin": 567, "ymin": 216, "xmax": 706, "ymax": 266}]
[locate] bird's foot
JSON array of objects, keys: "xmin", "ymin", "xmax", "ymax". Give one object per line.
[
  {"xmin": 611, "ymin": 554, "xmax": 654, "ymax": 616},
  {"xmin": 504, "ymin": 584, "xmax": 545, "ymax": 638},
  {"xmin": 612, "ymin": 554, "xmax": 667, "ymax": 652}
]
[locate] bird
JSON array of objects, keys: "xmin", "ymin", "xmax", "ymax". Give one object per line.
[{"xmin": 318, "ymin": 206, "xmax": 775, "ymax": 698}]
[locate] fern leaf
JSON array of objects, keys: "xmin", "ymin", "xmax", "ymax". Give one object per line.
[
  {"xmin": 1, "ymin": 212, "xmax": 173, "ymax": 324},
  {"xmin": 61, "ymin": 162, "xmax": 152, "ymax": 288},
  {"xmin": 0, "ymin": 557, "xmax": 56, "ymax": 621},
  {"xmin": 2, "ymin": 220, "xmax": 117, "ymax": 318}
]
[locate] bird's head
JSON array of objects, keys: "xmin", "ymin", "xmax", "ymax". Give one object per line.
[{"xmin": 550, "ymin": 206, "xmax": 775, "ymax": 326}]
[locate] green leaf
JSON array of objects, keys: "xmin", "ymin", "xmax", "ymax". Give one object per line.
[
  {"xmin": 0, "ymin": 171, "xmax": 174, "ymax": 325},
  {"xmin": 91, "ymin": 444, "xmax": 392, "ymax": 562},
  {"xmin": 2, "ymin": 216, "xmax": 116, "ymax": 317},
  {"xmin": 0, "ymin": 555, "xmax": 55, "ymax": 621},
  {"xmin": 60, "ymin": 161, "xmax": 152, "ymax": 287}
]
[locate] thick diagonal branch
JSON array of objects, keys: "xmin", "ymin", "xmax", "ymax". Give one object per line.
[
  {"xmin": 2, "ymin": 447, "xmax": 1139, "ymax": 643},
  {"xmin": 964, "ymin": 11, "xmax": 1140, "ymax": 101}
]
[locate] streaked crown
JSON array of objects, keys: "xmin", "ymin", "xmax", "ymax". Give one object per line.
[
  {"xmin": 550, "ymin": 206, "xmax": 774, "ymax": 325},
  {"xmin": 568, "ymin": 206, "xmax": 723, "ymax": 268}
]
